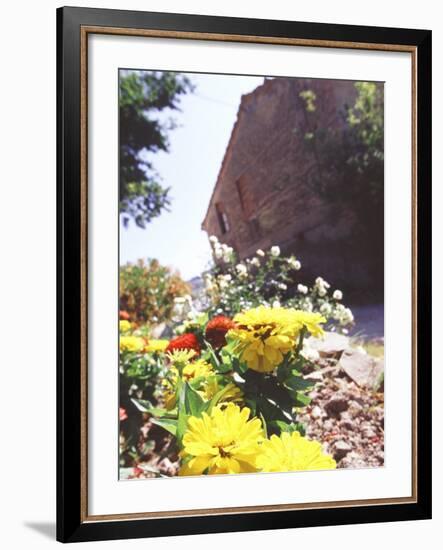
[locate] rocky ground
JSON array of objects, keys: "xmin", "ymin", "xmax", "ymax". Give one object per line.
[
  {"xmin": 121, "ymin": 332, "xmax": 384, "ymax": 478},
  {"xmin": 299, "ymin": 332, "xmax": 384, "ymax": 468},
  {"xmin": 298, "ymin": 370, "xmax": 384, "ymax": 468}
]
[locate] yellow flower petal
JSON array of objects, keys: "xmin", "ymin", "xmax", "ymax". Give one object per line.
[
  {"xmin": 228, "ymin": 306, "xmax": 325, "ymax": 372},
  {"xmin": 257, "ymin": 431, "xmax": 336, "ymax": 472},
  {"xmin": 180, "ymin": 404, "xmax": 264, "ymax": 476}
]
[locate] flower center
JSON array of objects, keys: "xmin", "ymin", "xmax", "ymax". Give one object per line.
[
  {"xmin": 218, "ymin": 447, "xmax": 231, "ymax": 458},
  {"xmin": 216, "ymin": 440, "xmax": 235, "ymax": 458}
]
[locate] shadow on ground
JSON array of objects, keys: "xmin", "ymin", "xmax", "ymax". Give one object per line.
[{"xmin": 24, "ymin": 522, "xmax": 56, "ymax": 540}]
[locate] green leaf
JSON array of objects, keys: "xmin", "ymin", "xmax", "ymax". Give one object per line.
[
  {"xmin": 184, "ymin": 382, "xmax": 206, "ymax": 417},
  {"xmin": 130, "ymin": 398, "xmax": 177, "ymax": 418},
  {"xmin": 258, "ymin": 376, "xmax": 294, "ymax": 412},
  {"xmin": 276, "ymin": 361, "xmax": 291, "ymax": 383},
  {"xmin": 294, "ymin": 392, "xmax": 312, "ymax": 407},
  {"xmin": 204, "ymin": 341, "xmax": 226, "ymax": 373},
  {"xmin": 231, "ymin": 355, "xmax": 247, "ymax": 375},
  {"xmin": 176, "ymin": 410, "xmax": 189, "ymax": 446},
  {"xmin": 284, "ymin": 375, "xmax": 314, "ymax": 392},
  {"xmin": 203, "ymin": 381, "xmax": 242, "ymax": 414},
  {"xmin": 244, "ymin": 397, "xmax": 257, "ymax": 418},
  {"xmin": 194, "ymin": 312, "xmax": 209, "ymax": 328},
  {"xmin": 295, "ymin": 326, "xmax": 307, "ymax": 355},
  {"xmin": 259, "ymin": 413, "xmax": 268, "ymax": 439},
  {"xmin": 270, "ymin": 420, "xmax": 306, "ymax": 436},
  {"xmin": 175, "ymin": 379, "xmax": 189, "ymax": 445},
  {"xmin": 214, "ymin": 362, "xmax": 233, "ymax": 374},
  {"xmin": 217, "ymin": 349, "xmax": 235, "ymax": 373},
  {"xmin": 130, "ymin": 398, "xmax": 153, "ymax": 412},
  {"xmin": 150, "ymin": 417, "xmax": 177, "ymax": 436},
  {"xmin": 221, "ymin": 338, "xmax": 237, "ymax": 354},
  {"xmin": 256, "ymin": 395, "xmax": 293, "ymax": 424},
  {"xmin": 294, "ymin": 422, "xmax": 306, "ymax": 436}
]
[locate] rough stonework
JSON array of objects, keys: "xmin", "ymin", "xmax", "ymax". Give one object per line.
[{"xmin": 201, "ymin": 77, "xmax": 383, "ymax": 294}]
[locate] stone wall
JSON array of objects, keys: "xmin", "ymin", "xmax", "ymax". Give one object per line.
[{"xmin": 202, "ymin": 77, "xmax": 383, "ymax": 297}]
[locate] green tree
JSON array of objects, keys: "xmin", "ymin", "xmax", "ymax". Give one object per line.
[
  {"xmin": 119, "ymin": 71, "xmax": 194, "ymax": 228},
  {"xmin": 299, "ymin": 82, "xmax": 384, "ymax": 215},
  {"xmin": 298, "ymin": 82, "xmax": 384, "ymax": 295}
]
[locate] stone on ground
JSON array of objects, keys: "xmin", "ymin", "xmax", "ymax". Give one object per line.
[
  {"xmin": 339, "ymin": 349, "xmax": 384, "ymax": 389},
  {"xmin": 307, "ymin": 331, "xmax": 350, "ymax": 357}
]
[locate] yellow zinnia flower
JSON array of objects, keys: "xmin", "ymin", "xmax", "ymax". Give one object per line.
[
  {"xmin": 288, "ymin": 310, "xmax": 326, "ymax": 338},
  {"xmin": 145, "ymin": 339, "xmax": 169, "ymax": 353},
  {"xmin": 166, "ymin": 349, "xmax": 197, "ymax": 365},
  {"xmin": 202, "ymin": 379, "xmax": 243, "ymax": 404},
  {"xmin": 179, "ymin": 403, "xmax": 264, "ymax": 475},
  {"xmin": 162, "ymin": 359, "xmax": 243, "ymax": 410},
  {"xmin": 228, "ymin": 306, "xmax": 325, "ymax": 372},
  {"xmin": 161, "ymin": 368, "xmax": 179, "ymax": 410},
  {"xmin": 161, "ymin": 359, "xmax": 214, "ymax": 410},
  {"xmin": 119, "ymin": 335, "xmax": 145, "ymax": 353},
  {"xmin": 182, "ymin": 359, "xmax": 213, "ymax": 381},
  {"xmin": 119, "ymin": 320, "xmax": 131, "ymax": 333},
  {"xmin": 256, "ymin": 431, "xmax": 336, "ymax": 472}
]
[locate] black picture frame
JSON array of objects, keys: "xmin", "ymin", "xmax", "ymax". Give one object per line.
[{"xmin": 57, "ymin": 6, "xmax": 432, "ymax": 543}]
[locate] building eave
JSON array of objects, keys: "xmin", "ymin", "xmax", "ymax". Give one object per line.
[{"xmin": 201, "ymin": 79, "xmax": 270, "ymax": 231}]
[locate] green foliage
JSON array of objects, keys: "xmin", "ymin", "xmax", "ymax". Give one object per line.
[
  {"xmin": 297, "ymin": 82, "xmax": 384, "ymax": 293},
  {"xmin": 230, "ymin": 340, "xmax": 315, "ymax": 436},
  {"xmin": 144, "ymin": 328, "xmax": 316, "ymax": 445},
  {"xmin": 119, "ymin": 348, "xmax": 165, "ymax": 466},
  {"xmin": 299, "ymin": 89, "xmax": 317, "ymax": 112},
  {"xmin": 119, "ymin": 70, "xmax": 194, "ymax": 228},
  {"xmin": 202, "ymin": 241, "xmax": 354, "ymax": 331},
  {"xmin": 119, "ymin": 303, "xmax": 335, "ymax": 473},
  {"xmin": 348, "ymin": 82, "xmax": 384, "ymax": 149},
  {"xmin": 299, "ymin": 81, "xmax": 384, "ymax": 219},
  {"xmin": 120, "ymin": 258, "xmax": 191, "ymax": 324}
]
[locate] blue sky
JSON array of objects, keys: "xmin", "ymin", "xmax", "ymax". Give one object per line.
[{"xmin": 119, "ymin": 72, "xmax": 264, "ymax": 280}]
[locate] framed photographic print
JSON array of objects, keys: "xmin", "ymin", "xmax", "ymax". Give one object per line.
[{"xmin": 57, "ymin": 6, "xmax": 432, "ymax": 543}]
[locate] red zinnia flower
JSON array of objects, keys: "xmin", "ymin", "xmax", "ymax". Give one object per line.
[
  {"xmin": 119, "ymin": 407, "xmax": 128, "ymax": 421},
  {"xmin": 119, "ymin": 310, "xmax": 130, "ymax": 321},
  {"xmin": 166, "ymin": 333, "xmax": 201, "ymax": 356},
  {"xmin": 205, "ymin": 315, "xmax": 236, "ymax": 349}
]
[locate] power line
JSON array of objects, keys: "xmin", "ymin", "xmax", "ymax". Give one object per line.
[{"xmin": 194, "ymin": 92, "xmax": 239, "ymax": 109}]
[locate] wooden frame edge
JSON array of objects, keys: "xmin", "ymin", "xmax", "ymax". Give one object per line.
[
  {"xmin": 69, "ymin": 18, "xmax": 427, "ymax": 536},
  {"xmin": 80, "ymin": 24, "xmax": 89, "ymax": 524},
  {"xmin": 83, "ymin": 496, "xmax": 417, "ymax": 523},
  {"xmin": 82, "ymin": 24, "xmax": 417, "ymax": 52}
]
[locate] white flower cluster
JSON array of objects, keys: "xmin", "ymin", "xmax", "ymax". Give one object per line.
[
  {"xmin": 209, "ymin": 235, "xmax": 234, "ymax": 263},
  {"xmin": 315, "ymin": 276, "xmax": 330, "ymax": 297},
  {"xmin": 333, "ymin": 289, "xmax": 343, "ymax": 300},
  {"xmin": 287, "ymin": 256, "xmax": 301, "ymax": 270},
  {"xmin": 204, "ymin": 238, "xmax": 354, "ymax": 332},
  {"xmin": 128, "ymin": 383, "xmax": 139, "ymax": 396},
  {"xmin": 332, "ymin": 303, "xmax": 354, "ymax": 326},
  {"xmin": 300, "ymin": 297, "xmax": 314, "ymax": 312},
  {"xmin": 217, "ymin": 273, "xmax": 232, "ymax": 289},
  {"xmin": 203, "ymin": 272, "xmax": 214, "ymax": 291},
  {"xmin": 320, "ymin": 302, "xmax": 332, "ymax": 316},
  {"xmin": 235, "ymin": 263, "xmax": 248, "ymax": 279}
]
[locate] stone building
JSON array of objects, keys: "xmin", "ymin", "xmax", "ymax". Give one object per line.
[{"xmin": 201, "ymin": 77, "xmax": 384, "ymax": 297}]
